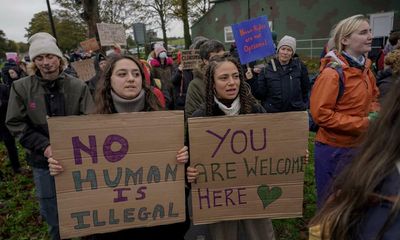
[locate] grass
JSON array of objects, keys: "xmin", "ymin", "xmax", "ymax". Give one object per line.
[
  {"xmin": 0, "ymin": 143, "xmax": 48, "ymax": 240},
  {"xmin": 272, "ymin": 132, "xmax": 317, "ymax": 239},
  {"xmin": 0, "ymin": 133, "xmax": 317, "ymax": 239}
]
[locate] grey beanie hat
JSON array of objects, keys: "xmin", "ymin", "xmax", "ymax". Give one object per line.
[
  {"xmin": 28, "ymin": 32, "xmax": 63, "ymax": 60},
  {"xmin": 277, "ymin": 35, "xmax": 296, "ymax": 54}
]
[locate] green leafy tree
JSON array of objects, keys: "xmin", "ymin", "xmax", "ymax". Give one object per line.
[
  {"xmin": 164, "ymin": 0, "xmax": 213, "ymax": 49},
  {"xmin": 0, "ymin": 30, "xmax": 28, "ymax": 61},
  {"xmin": 25, "ymin": 10, "xmax": 87, "ymax": 51},
  {"xmin": 0, "ymin": 30, "xmax": 8, "ymax": 60},
  {"xmin": 171, "ymin": 0, "xmax": 191, "ymax": 48}
]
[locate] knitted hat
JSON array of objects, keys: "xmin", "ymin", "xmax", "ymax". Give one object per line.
[
  {"xmin": 154, "ymin": 46, "xmax": 167, "ymax": 57},
  {"xmin": 28, "ymin": 32, "xmax": 63, "ymax": 60},
  {"xmin": 277, "ymin": 35, "xmax": 296, "ymax": 54}
]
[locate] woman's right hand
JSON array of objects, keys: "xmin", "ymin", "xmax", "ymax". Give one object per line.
[
  {"xmin": 48, "ymin": 158, "xmax": 64, "ymax": 176},
  {"xmin": 186, "ymin": 166, "xmax": 199, "ymax": 183}
]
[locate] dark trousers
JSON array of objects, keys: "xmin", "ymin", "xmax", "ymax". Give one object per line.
[
  {"xmin": 1, "ymin": 128, "xmax": 21, "ymax": 173},
  {"xmin": 314, "ymin": 141, "xmax": 355, "ymax": 208}
]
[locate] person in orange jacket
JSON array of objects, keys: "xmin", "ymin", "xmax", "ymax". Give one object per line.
[{"xmin": 310, "ymin": 14, "xmax": 380, "ymax": 208}]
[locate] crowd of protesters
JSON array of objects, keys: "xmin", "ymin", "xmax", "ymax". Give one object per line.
[{"xmin": 1, "ymin": 13, "xmax": 400, "ymax": 240}]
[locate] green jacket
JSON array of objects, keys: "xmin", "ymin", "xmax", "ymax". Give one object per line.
[
  {"xmin": 184, "ymin": 66, "xmax": 206, "ymax": 119},
  {"xmin": 6, "ymin": 72, "xmax": 94, "ymax": 168}
]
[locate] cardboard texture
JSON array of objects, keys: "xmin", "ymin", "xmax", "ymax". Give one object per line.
[
  {"xmin": 188, "ymin": 111, "xmax": 308, "ymax": 225},
  {"xmin": 80, "ymin": 38, "xmax": 100, "ymax": 52},
  {"xmin": 71, "ymin": 59, "xmax": 96, "ymax": 81},
  {"xmin": 97, "ymin": 23, "xmax": 126, "ymax": 46},
  {"xmin": 48, "ymin": 111, "xmax": 186, "ymax": 238},
  {"xmin": 181, "ymin": 50, "xmax": 201, "ymax": 70}
]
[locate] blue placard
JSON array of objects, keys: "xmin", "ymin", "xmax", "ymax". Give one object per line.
[{"xmin": 232, "ymin": 16, "xmax": 275, "ymax": 64}]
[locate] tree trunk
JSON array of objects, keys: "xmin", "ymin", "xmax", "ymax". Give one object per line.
[
  {"xmin": 83, "ymin": 0, "xmax": 100, "ymax": 38},
  {"xmin": 181, "ymin": 0, "xmax": 191, "ymax": 48},
  {"xmin": 160, "ymin": 15, "xmax": 168, "ymax": 49}
]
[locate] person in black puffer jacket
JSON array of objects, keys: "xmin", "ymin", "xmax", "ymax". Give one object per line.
[{"xmin": 248, "ymin": 35, "xmax": 310, "ymax": 113}]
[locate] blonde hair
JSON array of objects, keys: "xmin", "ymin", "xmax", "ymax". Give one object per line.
[
  {"xmin": 385, "ymin": 50, "xmax": 400, "ymax": 75},
  {"xmin": 27, "ymin": 56, "xmax": 68, "ymax": 76},
  {"xmin": 330, "ymin": 14, "xmax": 369, "ymax": 53}
]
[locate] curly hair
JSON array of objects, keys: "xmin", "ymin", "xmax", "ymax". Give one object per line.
[
  {"xmin": 204, "ymin": 54, "xmax": 257, "ymax": 116},
  {"xmin": 385, "ymin": 49, "xmax": 400, "ymax": 75},
  {"xmin": 95, "ymin": 55, "xmax": 163, "ymax": 114}
]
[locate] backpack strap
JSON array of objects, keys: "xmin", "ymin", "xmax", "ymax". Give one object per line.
[
  {"xmin": 325, "ymin": 61, "xmax": 345, "ymax": 102},
  {"xmin": 270, "ymin": 58, "xmax": 277, "ymax": 72}
]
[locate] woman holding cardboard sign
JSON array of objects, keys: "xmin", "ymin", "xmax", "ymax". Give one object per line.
[
  {"xmin": 48, "ymin": 55, "xmax": 190, "ymax": 239},
  {"xmin": 186, "ymin": 54, "xmax": 276, "ymax": 240}
]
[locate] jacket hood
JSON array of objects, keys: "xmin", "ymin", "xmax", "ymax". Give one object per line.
[
  {"xmin": 320, "ymin": 50, "xmax": 371, "ymax": 71},
  {"xmin": 192, "ymin": 63, "xmax": 206, "ymax": 81}
]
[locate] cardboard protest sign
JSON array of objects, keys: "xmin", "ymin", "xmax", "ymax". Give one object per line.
[
  {"xmin": 97, "ymin": 23, "xmax": 126, "ymax": 46},
  {"xmin": 188, "ymin": 111, "xmax": 308, "ymax": 224},
  {"xmin": 80, "ymin": 38, "xmax": 100, "ymax": 52},
  {"xmin": 48, "ymin": 111, "xmax": 186, "ymax": 238},
  {"xmin": 71, "ymin": 59, "xmax": 96, "ymax": 81},
  {"xmin": 231, "ymin": 16, "xmax": 275, "ymax": 64},
  {"xmin": 181, "ymin": 50, "xmax": 201, "ymax": 70}
]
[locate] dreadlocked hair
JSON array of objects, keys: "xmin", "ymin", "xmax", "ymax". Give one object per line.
[
  {"xmin": 95, "ymin": 55, "xmax": 163, "ymax": 114},
  {"xmin": 204, "ymin": 54, "xmax": 257, "ymax": 116}
]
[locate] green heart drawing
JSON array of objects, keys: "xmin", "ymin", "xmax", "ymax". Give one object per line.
[{"xmin": 257, "ymin": 184, "xmax": 282, "ymax": 209}]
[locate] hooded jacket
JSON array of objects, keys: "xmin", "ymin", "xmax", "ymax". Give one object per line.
[
  {"xmin": 310, "ymin": 51, "xmax": 379, "ymax": 147},
  {"xmin": 6, "ymin": 72, "xmax": 94, "ymax": 168},
  {"xmin": 250, "ymin": 57, "xmax": 310, "ymax": 112},
  {"xmin": 184, "ymin": 65, "xmax": 206, "ymax": 118}
]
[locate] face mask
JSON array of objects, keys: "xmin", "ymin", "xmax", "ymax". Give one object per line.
[{"xmin": 159, "ymin": 52, "xmax": 167, "ymax": 59}]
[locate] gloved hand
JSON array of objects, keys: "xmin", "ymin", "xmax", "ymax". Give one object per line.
[{"xmin": 368, "ymin": 112, "xmax": 379, "ymax": 121}]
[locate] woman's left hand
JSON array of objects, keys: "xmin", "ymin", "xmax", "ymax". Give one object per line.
[{"xmin": 176, "ymin": 146, "xmax": 189, "ymax": 164}]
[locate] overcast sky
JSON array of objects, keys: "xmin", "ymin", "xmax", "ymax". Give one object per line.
[{"xmin": 0, "ymin": 1, "xmax": 183, "ymax": 43}]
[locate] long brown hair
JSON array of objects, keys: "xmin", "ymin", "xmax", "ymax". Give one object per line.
[
  {"xmin": 204, "ymin": 54, "xmax": 257, "ymax": 116},
  {"xmin": 95, "ymin": 55, "xmax": 162, "ymax": 114},
  {"xmin": 310, "ymin": 82, "xmax": 400, "ymax": 239}
]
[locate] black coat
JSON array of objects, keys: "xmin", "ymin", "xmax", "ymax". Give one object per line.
[
  {"xmin": 171, "ymin": 68, "xmax": 193, "ymax": 110},
  {"xmin": 249, "ymin": 58, "xmax": 310, "ymax": 113},
  {"xmin": 0, "ymin": 84, "xmax": 10, "ymax": 134},
  {"xmin": 376, "ymin": 69, "xmax": 399, "ymax": 103}
]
